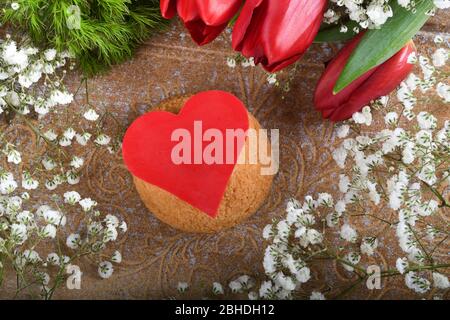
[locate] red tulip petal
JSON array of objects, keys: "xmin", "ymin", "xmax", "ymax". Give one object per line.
[
  {"xmin": 233, "ymin": 0, "xmax": 327, "ymax": 72},
  {"xmin": 314, "ymin": 33, "xmax": 376, "ymax": 111},
  {"xmin": 232, "ymin": 0, "xmax": 265, "ymax": 52},
  {"xmin": 322, "ymin": 108, "xmax": 334, "ymax": 118},
  {"xmin": 195, "ymin": 0, "xmax": 243, "ymax": 26},
  {"xmin": 177, "ymin": 0, "xmax": 243, "ymax": 45},
  {"xmin": 329, "ymin": 41, "xmax": 415, "ymax": 121},
  {"xmin": 262, "ymin": 54, "xmax": 303, "ymax": 73},
  {"xmin": 160, "ymin": 0, "xmax": 177, "ymax": 19},
  {"xmin": 185, "ymin": 21, "xmax": 228, "ymax": 46}
]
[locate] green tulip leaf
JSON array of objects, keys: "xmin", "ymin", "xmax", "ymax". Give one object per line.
[
  {"xmin": 314, "ymin": 21, "xmax": 359, "ymax": 43},
  {"xmin": 334, "ymin": 0, "xmax": 435, "ymax": 94}
]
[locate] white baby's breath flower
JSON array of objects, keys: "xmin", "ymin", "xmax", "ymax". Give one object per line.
[
  {"xmin": 340, "ymin": 224, "xmax": 358, "ymax": 243},
  {"xmin": 59, "ymin": 136, "xmax": 72, "ymax": 147},
  {"xmin": 42, "ymin": 224, "xmax": 57, "ymax": 238},
  {"xmin": 111, "ymin": 250, "xmax": 122, "ymax": 263},
  {"xmin": 21, "ymin": 191, "xmax": 30, "ymax": 200},
  {"xmin": 226, "ymin": 57, "xmax": 236, "ymax": 68},
  {"xmin": 248, "ymin": 291, "xmax": 258, "ymax": 300},
  {"xmin": 241, "ymin": 57, "xmax": 255, "ymax": 67},
  {"xmin": 16, "ymin": 210, "xmax": 34, "ymax": 225},
  {"xmin": 229, "ymin": 280, "xmax": 242, "ymax": 293},
  {"xmin": 416, "ymin": 112, "xmax": 437, "ymax": 130},
  {"xmin": 94, "ymin": 134, "xmax": 111, "ymax": 146},
  {"xmin": 43, "ymin": 130, "xmax": 58, "ymax": 141},
  {"xmin": 332, "ymin": 146, "xmax": 348, "ymax": 169},
  {"xmin": 35, "ymin": 101, "xmax": 50, "ymax": 115},
  {"xmin": 21, "ymin": 172, "xmax": 39, "ymax": 190},
  {"xmin": 79, "ymin": 198, "xmax": 97, "ymax": 212},
  {"xmin": 66, "ymin": 170, "xmax": 80, "ymax": 185},
  {"xmin": 64, "ymin": 191, "xmax": 81, "ymax": 205},
  {"xmin": 405, "ymin": 272, "xmax": 430, "ymax": 294},
  {"xmin": 433, "ymin": 0, "xmax": 450, "ymax": 9},
  {"xmin": 70, "ymin": 156, "xmax": 84, "ymax": 169},
  {"xmin": 434, "ymin": 35, "xmax": 444, "ymax": 44},
  {"xmin": 340, "ymin": 25, "xmax": 348, "ymax": 33},
  {"xmin": 177, "ymin": 282, "xmax": 189, "ymax": 293},
  {"xmin": 60, "ymin": 255, "xmax": 70, "ymax": 265},
  {"xmin": 267, "ymin": 73, "xmax": 277, "ymax": 85},
  {"xmin": 336, "ymin": 125, "xmax": 350, "ymax": 138},
  {"xmin": 262, "ymin": 224, "xmax": 273, "ymax": 239},
  {"xmin": 44, "ymin": 179, "xmax": 57, "ymax": 191},
  {"xmin": 7, "ymin": 149, "xmax": 21, "ymax": 164},
  {"xmin": 384, "ymin": 112, "xmax": 398, "ymax": 125},
  {"xmin": 338, "ymin": 174, "xmax": 350, "ymax": 193},
  {"xmin": 212, "ymin": 282, "xmax": 224, "ymax": 295},
  {"xmin": 259, "ymin": 281, "xmax": 273, "ymax": 299},
  {"xmin": 396, "ymin": 257, "xmax": 409, "ymax": 275},
  {"xmin": 83, "ymin": 109, "xmax": 100, "ymax": 121},
  {"xmin": 405, "ymin": 73, "xmax": 420, "ymax": 91},
  {"xmin": 23, "ymin": 250, "xmax": 41, "ymax": 263},
  {"xmin": 295, "ymin": 267, "xmax": 311, "ymax": 284},
  {"xmin": 352, "ymin": 111, "xmax": 366, "ymax": 124},
  {"xmin": 36, "ymin": 205, "xmax": 50, "ymax": 218},
  {"xmin": 310, "ymin": 291, "xmax": 326, "ymax": 300},
  {"xmin": 342, "ymin": 252, "xmax": 361, "ymax": 272},
  {"xmin": 318, "ymin": 193, "xmax": 333, "ymax": 207},
  {"xmin": 2, "ymin": 42, "xmax": 28, "ymax": 68},
  {"xmin": 335, "ymin": 200, "xmax": 346, "ymax": 215},
  {"xmin": 44, "ymin": 49, "xmax": 57, "ymax": 62},
  {"xmin": 352, "ymin": 106, "xmax": 372, "ymax": 126},
  {"xmin": 63, "ymin": 128, "xmax": 76, "ymax": 140},
  {"xmin": 360, "ymin": 237, "xmax": 378, "ymax": 256},
  {"xmin": 402, "ymin": 142, "xmax": 416, "ymax": 165},
  {"xmin": 47, "ymin": 253, "xmax": 60, "ymax": 266},
  {"xmin": 105, "ymin": 214, "xmax": 119, "ymax": 227},
  {"xmin": 275, "ymin": 272, "xmax": 296, "ymax": 291},
  {"xmin": 432, "ymin": 272, "xmax": 449, "ymax": 289},
  {"xmin": 236, "ymin": 275, "xmax": 254, "ymax": 289},
  {"xmin": 366, "ymin": 2, "xmax": 392, "ymax": 26},
  {"xmin": 367, "ymin": 181, "xmax": 380, "ymax": 205},
  {"xmin": 42, "ymin": 209, "xmax": 65, "ymax": 226},
  {"xmin": 10, "ymin": 223, "xmax": 28, "ymax": 244},
  {"xmin": 98, "ymin": 261, "xmax": 114, "ymax": 279},
  {"xmin": 398, "ymin": 0, "xmax": 412, "ymax": 8},
  {"xmin": 49, "ymin": 90, "xmax": 73, "ymax": 106},
  {"xmin": 75, "ymin": 132, "xmax": 92, "ymax": 146},
  {"xmin": 431, "ymin": 48, "xmax": 448, "ymax": 67},
  {"xmin": 87, "ymin": 221, "xmax": 103, "ymax": 236},
  {"xmin": 119, "ymin": 221, "xmax": 127, "ymax": 233},
  {"xmin": 436, "ymin": 82, "xmax": 450, "ymax": 102},
  {"xmin": 103, "ymin": 225, "xmax": 118, "ymax": 242}
]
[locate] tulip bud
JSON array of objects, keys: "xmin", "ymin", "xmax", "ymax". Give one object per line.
[
  {"xmin": 232, "ymin": 0, "xmax": 327, "ymax": 72},
  {"xmin": 160, "ymin": 0, "xmax": 243, "ymax": 45},
  {"xmin": 314, "ymin": 35, "xmax": 416, "ymax": 122}
]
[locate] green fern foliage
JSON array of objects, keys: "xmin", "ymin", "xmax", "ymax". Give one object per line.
[{"xmin": 1, "ymin": 0, "xmax": 168, "ymax": 75}]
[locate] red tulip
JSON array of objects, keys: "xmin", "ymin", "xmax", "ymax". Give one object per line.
[
  {"xmin": 232, "ymin": 0, "xmax": 327, "ymax": 72},
  {"xmin": 314, "ymin": 35, "xmax": 416, "ymax": 122},
  {"xmin": 160, "ymin": 0, "xmax": 243, "ymax": 45}
]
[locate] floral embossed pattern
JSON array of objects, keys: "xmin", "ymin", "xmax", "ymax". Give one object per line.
[{"xmin": 0, "ymin": 15, "xmax": 448, "ymax": 299}]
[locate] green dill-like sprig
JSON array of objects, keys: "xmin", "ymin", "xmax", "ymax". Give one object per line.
[{"xmin": 1, "ymin": 0, "xmax": 168, "ymax": 75}]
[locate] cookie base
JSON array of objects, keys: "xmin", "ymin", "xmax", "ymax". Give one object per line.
[{"xmin": 133, "ymin": 96, "xmax": 274, "ymax": 233}]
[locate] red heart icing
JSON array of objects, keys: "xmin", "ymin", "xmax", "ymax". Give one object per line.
[{"xmin": 122, "ymin": 91, "xmax": 249, "ymax": 218}]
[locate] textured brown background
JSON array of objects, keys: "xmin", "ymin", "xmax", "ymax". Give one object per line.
[{"xmin": 1, "ymin": 13, "xmax": 448, "ymax": 299}]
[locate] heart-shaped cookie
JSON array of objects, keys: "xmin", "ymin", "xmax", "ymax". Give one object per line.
[{"xmin": 122, "ymin": 91, "xmax": 249, "ymax": 217}]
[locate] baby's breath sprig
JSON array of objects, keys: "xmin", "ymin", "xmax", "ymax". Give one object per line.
[
  {"xmin": 0, "ymin": 35, "xmax": 126, "ymax": 299},
  {"xmin": 324, "ymin": 0, "xmax": 449, "ymax": 35},
  {"xmin": 195, "ymin": 38, "xmax": 449, "ymax": 300}
]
